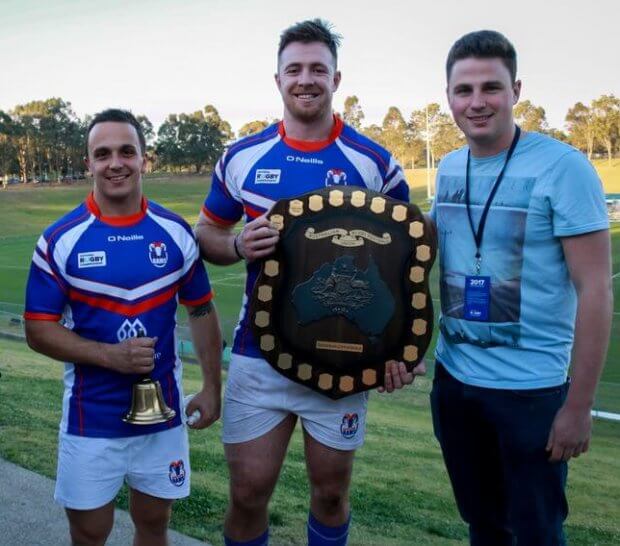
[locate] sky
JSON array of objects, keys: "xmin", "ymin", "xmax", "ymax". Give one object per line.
[{"xmin": 1, "ymin": 0, "xmax": 618, "ymax": 135}]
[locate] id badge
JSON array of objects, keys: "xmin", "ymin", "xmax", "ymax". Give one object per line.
[{"xmin": 464, "ymin": 276, "xmax": 491, "ymax": 321}]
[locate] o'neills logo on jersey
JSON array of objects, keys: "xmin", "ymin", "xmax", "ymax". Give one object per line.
[
  {"xmin": 286, "ymin": 155, "xmax": 324, "ymax": 165},
  {"xmin": 108, "ymin": 234, "xmax": 144, "ymax": 242},
  {"xmin": 255, "ymin": 169, "xmax": 281, "ymax": 184},
  {"xmin": 148, "ymin": 241, "xmax": 168, "ymax": 268},
  {"xmin": 325, "ymin": 168, "xmax": 347, "ymax": 187},
  {"xmin": 78, "ymin": 251, "xmax": 106, "ymax": 269},
  {"xmin": 117, "ymin": 318, "xmax": 147, "ymax": 341}
]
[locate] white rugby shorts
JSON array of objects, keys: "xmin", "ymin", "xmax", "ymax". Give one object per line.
[
  {"xmin": 223, "ymin": 354, "xmax": 369, "ymax": 450},
  {"xmin": 54, "ymin": 425, "xmax": 190, "ymax": 510}
]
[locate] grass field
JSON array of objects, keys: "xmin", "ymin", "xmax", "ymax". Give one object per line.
[{"xmin": 0, "ymin": 172, "xmax": 619, "ymax": 544}]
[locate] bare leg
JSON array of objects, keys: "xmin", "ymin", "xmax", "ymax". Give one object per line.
[
  {"xmin": 129, "ymin": 488, "xmax": 173, "ymax": 546},
  {"xmin": 65, "ymin": 502, "xmax": 115, "ymax": 546},
  {"xmin": 224, "ymin": 414, "xmax": 297, "ymax": 541},
  {"xmin": 304, "ymin": 429, "xmax": 355, "ymax": 526}
]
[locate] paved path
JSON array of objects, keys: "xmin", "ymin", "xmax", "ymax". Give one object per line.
[{"xmin": 0, "ymin": 458, "xmax": 209, "ymax": 545}]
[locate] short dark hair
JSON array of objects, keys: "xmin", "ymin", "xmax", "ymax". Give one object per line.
[
  {"xmin": 278, "ymin": 19, "xmax": 342, "ymax": 67},
  {"xmin": 86, "ymin": 109, "xmax": 146, "ymax": 155},
  {"xmin": 446, "ymin": 30, "xmax": 517, "ymax": 83}
]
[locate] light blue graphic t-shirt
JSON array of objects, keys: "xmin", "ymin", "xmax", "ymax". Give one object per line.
[{"xmin": 431, "ymin": 132, "xmax": 608, "ymax": 389}]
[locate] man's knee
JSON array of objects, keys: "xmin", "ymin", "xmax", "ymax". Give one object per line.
[
  {"xmin": 69, "ymin": 520, "xmax": 113, "ymax": 546},
  {"xmin": 130, "ymin": 502, "xmax": 171, "ymax": 536},
  {"xmin": 230, "ymin": 477, "xmax": 273, "ymax": 513},
  {"xmin": 310, "ymin": 480, "xmax": 348, "ymax": 512}
]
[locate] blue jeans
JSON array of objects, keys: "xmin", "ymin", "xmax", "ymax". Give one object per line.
[{"xmin": 430, "ymin": 363, "xmax": 569, "ymax": 546}]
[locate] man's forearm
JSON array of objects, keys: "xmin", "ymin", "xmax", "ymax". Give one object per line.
[
  {"xmin": 566, "ymin": 282, "xmax": 613, "ymax": 410},
  {"xmin": 26, "ymin": 320, "xmax": 110, "ymax": 368},
  {"xmin": 188, "ymin": 302, "xmax": 223, "ymax": 391},
  {"xmin": 195, "ymin": 218, "xmax": 240, "ymax": 265}
]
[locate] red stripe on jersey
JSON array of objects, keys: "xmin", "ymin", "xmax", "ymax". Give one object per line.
[
  {"xmin": 279, "ymin": 115, "xmax": 343, "ymax": 152},
  {"xmin": 202, "ymin": 205, "xmax": 238, "ymax": 226},
  {"xmin": 23, "ymin": 312, "xmax": 62, "ymax": 321},
  {"xmin": 69, "ymin": 285, "xmax": 178, "ymax": 316},
  {"xmin": 244, "ymin": 204, "xmax": 263, "ymax": 219},
  {"xmin": 86, "ymin": 193, "xmax": 147, "ymax": 226},
  {"xmin": 179, "ymin": 291, "xmax": 214, "ymax": 307}
]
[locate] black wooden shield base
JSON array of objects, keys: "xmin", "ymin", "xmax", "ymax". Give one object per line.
[{"xmin": 250, "ymin": 187, "xmax": 436, "ymax": 399}]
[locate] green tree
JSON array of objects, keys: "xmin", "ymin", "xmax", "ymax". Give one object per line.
[
  {"xmin": 382, "ymin": 107, "xmax": 408, "ymax": 164},
  {"xmin": 565, "ymin": 102, "xmax": 596, "ymax": 159},
  {"xmin": 238, "ymin": 120, "xmax": 269, "ymax": 138},
  {"xmin": 514, "ymin": 100, "xmax": 548, "ymax": 132},
  {"xmin": 591, "ymin": 94, "xmax": 620, "ymax": 164},
  {"xmin": 0, "ymin": 111, "xmax": 18, "ymax": 181},
  {"xmin": 342, "ymin": 96, "xmax": 365, "ymax": 129}
]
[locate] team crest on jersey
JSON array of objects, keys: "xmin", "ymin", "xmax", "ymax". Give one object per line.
[
  {"xmin": 325, "ymin": 168, "xmax": 347, "ymax": 187},
  {"xmin": 168, "ymin": 460, "xmax": 186, "ymax": 487},
  {"xmin": 340, "ymin": 413, "xmax": 359, "ymax": 439},
  {"xmin": 117, "ymin": 319, "xmax": 147, "ymax": 341},
  {"xmin": 148, "ymin": 241, "xmax": 168, "ymax": 268}
]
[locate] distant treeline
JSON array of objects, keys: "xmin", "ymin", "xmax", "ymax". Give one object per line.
[{"xmin": 1, "ymin": 94, "xmax": 618, "ymax": 183}]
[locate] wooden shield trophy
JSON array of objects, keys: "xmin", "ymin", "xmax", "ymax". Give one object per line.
[{"xmin": 250, "ymin": 187, "xmax": 435, "ymax": 399}]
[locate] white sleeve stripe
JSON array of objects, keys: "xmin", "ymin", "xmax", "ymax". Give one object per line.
[
  {"xmin": 32, "ymin": 251, "xmax": 53, "ymax": 275},
  {"xmin": 36, "ymin": 235, "xmax": 48, "ymax": 254}
]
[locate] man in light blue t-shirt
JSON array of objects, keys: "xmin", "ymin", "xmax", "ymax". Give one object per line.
[{"xmin": 430, "ymin": 30, "xmax": 612, "ymax": 545}]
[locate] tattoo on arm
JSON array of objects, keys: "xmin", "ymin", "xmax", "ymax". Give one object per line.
[{"xmin": 189, "ymin": 301, "xmax": 214, "ymax": 318}]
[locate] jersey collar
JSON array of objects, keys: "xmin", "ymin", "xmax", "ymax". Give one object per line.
[
  {"xmin": 86, "ymin": 192, "xmax": 148, "ymax": 227},
  {"xmin": 278, "ymin": 115, "xmax": 343, "ymax": 152}
]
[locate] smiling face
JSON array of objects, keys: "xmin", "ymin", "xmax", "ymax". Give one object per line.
[
  {"xmin": 275, "ymin": 41, "xmax": 341, "ymax": 127},
  {"xmin": 86, "ymin": 121, "xmax": 146, "ymax": 215},
  {"xmin": 447, "ymin": 57, "xmax": 521, "ymax": 157}
]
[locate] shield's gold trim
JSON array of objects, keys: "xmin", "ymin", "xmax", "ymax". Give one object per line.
[
  {"xmin": 264, "ymin": 260, "xmax": 279, "ymax": 277},
  {"xmin": 409, "ymin": 221, "xmax": 424, "ymax": 238},
  {"xmin": 289, "ymin": 200, "xmax": 304, "ymax": 216},
  {"xmin": 403, "ymin": 345, "xmax": 419, "ymax": 362},
  {"xmin": 255, "ymin": 311, "xmax": 270, "ymax": 328},
  {"xmin": 298, "ymin": 364, "xmax": 312, "ymax": 380},
  {"xmin": 309, "ymin": 195, "xmax": 323, "ymax": 211},
  {"xmin": 329, "ymin": 190, "xmax": 344, "ymax": 207},
  {"xmin": 392, "ymin": 205, "xmax": 408, "ymax": 222},
  {"xmin": 351, "ymin": 191, "xmax": 366, "ymax": 207},
  {"xmin": 409, "ymin": 266, "xmax": 425, "ymax": 283},
  {"xmin": 318, "ymin": 373, "xmax": 333, "ymax": 390},
  {"xmin": 270, "ymin": 214, "xmax": 284, "ymax": 231},
  {"xmin": 260, "ymin": 335, "xmax": 275, "ymax": 351}
]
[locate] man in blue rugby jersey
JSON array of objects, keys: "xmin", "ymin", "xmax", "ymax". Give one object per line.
[
  {"xmin": 196, "ymin": 18, "xmax": 420, "ymax": 546},
  {"xmin": 25, "ymin": 109, "xmax": 222, "ymax": 546}
]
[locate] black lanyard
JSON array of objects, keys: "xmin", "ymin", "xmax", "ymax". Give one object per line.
[{"xmin": 465, "ymin": 126, "xmax": 521, "ymax": 274}]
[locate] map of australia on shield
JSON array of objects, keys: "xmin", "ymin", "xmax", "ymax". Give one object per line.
[{"xmin": 291, "ymin": 255, "xmax": 395, "ymax": 338}]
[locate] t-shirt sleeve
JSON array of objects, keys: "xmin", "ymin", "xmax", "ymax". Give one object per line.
[
  {"xmin": 201, "ymin": 155, "xmax": 244, "ymax": 226},
  {"xmin": 24, "ymin": 235, "xmax": 67, "ymax": 321},
  {"xmin": 548, "ymin": 151, "xmax": 609, "ymax": 237}
]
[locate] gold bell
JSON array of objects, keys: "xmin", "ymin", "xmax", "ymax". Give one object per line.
[{"xmin": 123, "ymin": 377, "xmax": 177, "ymax": 425}]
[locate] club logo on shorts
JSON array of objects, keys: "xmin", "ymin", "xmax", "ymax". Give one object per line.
[
  {"xmin": 117, "ymin": 319, "xmax": 147, "ymax": 341},
  {"xmin": 148, "ymin": 241, "xmax": 168, "ymax": 268},
  {"xmin": 168, "ymin": 460, "xmax": 186, "ymax": 487},
  {"xmin": 325, "ymin": 168, "xmax": 347, "ymax": 187},
  {"xmin": 340, "ymin": 413, "xmax": 359, "ymax": 439}
]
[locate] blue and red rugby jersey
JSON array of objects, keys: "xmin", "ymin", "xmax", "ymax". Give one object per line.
[
  {"xmin": 24, "ymin": 193, "xmax": 213, "ymax": 438},
  {"xmin": 201, "ymin": 116, "xmax": 409, "ymax": 358}
]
